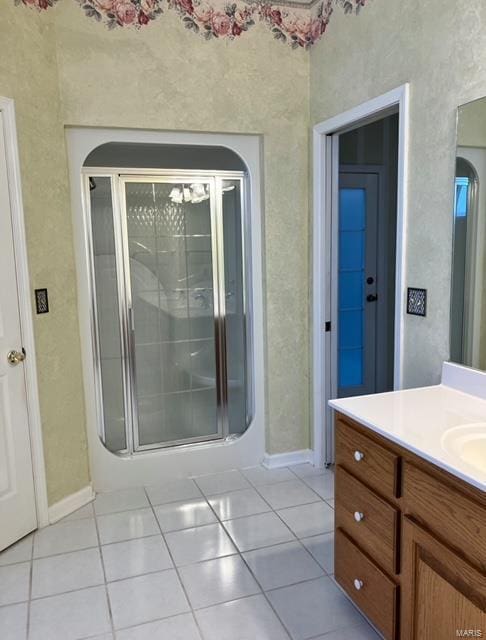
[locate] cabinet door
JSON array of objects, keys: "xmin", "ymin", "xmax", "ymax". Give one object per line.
[{"xmin": 401, "ymin": 516, "xmax": 486, "ymax": 640}]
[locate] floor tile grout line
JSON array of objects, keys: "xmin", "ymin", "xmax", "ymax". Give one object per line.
[
  {"xmin": 32, "ymin": 543, "xmax": 105, "ymax": 562},
  {"xmin": 249, "ymin": 480, "xmax": 335, "ymax": 580},
  {"xmin": 194, "ymin": 472, "xmax": 334, "ymax": 570},
  {"xmin": 287, "ymin": 463, "xmax": 333, "ymax": 479},
  {"xmin": 239, "ymin": 467, "xmax": 305, "ymax": 489},
  {"xmin": 290, "ymin": 471, "xmax": 335, "ymax": 503},
  {"xmin": 202, "ymin": 505, "xmax": 273, "ymax": 524},
  {"xmin": 25, "ymin": 535, "xmax": 33, "ymax": 640},
  {"xmin": 25, "ymin": 580, "xmax": 108, "ymax": 604},
  {"xmin": 16, "ymin": 528, "xmax": 337, "ymax": 600},
  {"xmin": 0, "ymin": 537, "xmax": 35, "ymax": 568},
  {"xmin": 300, "ymin": 478, "xmax": 335, "ymax": 502},
  {"xmin": 247, "ymin": 472, "xmax": 334, "ymax": 576},
  {"xmin": 83, "ymin": 466, "xmax": 332, "ymax": 518},
  {"xmin": 0, "ymin": 557, "xmax": 35, "ymax": 568},
  {"xmin": 255, "ymin": 474, "xmax": 331, "ymax": 509},
  {"xmin": 74, "ymin": 601, "xmax": 375, "ymax": 640},
  {"xmin": 80, "ymin": 609, "xmax": 200, "ymax": 637},
  {"xmin": 250, "ymin": 473, "xmax": 329, "ymax": 514},
  {"xmin": 0, "ymin": 556, "xmax": 338, "ymax": 610},
  {"xmin": 305, "ymin": 618, "xmax": 374, "ymax": 639},
  {"xmin": 92, "ymin": 504, "xmax": 117, "ymax": 638},
  {"xmin": 142, "ymin": 485, "xmax": 207, "ymax": 640}
]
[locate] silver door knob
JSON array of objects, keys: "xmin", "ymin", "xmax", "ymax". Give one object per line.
[
  {"xmin": 354, "ymin": 450, "xmax": 364, "ymax": 462},
  {"xmin": 354, "ymin": 511, "xmax": 365, "ymax": 522},
  {"xmin": 7, "ymin": 349, "xmax": 26, "ymax": 366},
  {"xmin": 354, "ymin": 579, "xmax": 364, "ymax": 591}
]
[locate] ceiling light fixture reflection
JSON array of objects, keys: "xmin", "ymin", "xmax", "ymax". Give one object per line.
[
  {"xmin": 169, "ymin": 186, "xmax": 183, "ymax": 204},
  {"xmin": 168, "ymin": 183, "xmax": 211, "ymax": 205}
]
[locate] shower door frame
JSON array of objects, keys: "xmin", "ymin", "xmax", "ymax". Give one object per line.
[{"xmin": 82, "ymin": 167, "xmax": 251, "ymax": 454}]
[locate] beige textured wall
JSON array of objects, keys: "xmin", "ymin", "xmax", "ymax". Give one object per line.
[
  {"xmin": 11, "ymin": 0, "xmax": 483, "ymax": 501},
  {"xmin": 0, "ymin": 3, "xmax": 90, "ymax": 504},
  {"xmin": 55, "ymin": 6, "xmax": 311, "ymax": 455},
  {"xmin": 311, "ymin": 0, "xmax": 486, "ymax": 388}
]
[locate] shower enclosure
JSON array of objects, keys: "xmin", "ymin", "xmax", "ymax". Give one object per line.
[{"xmin": 83, "ymin": 167, "xmax": 252, "ymax": 454}]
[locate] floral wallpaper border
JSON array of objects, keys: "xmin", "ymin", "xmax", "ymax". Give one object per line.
[{"xmin": 15, "ymin": 0, "xmax": 366, "ymax": 48}]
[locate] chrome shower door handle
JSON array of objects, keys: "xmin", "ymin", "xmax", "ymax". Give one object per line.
[{"xmin": 128, "ymin": 306, "xmax": 135, "ymax": 332}]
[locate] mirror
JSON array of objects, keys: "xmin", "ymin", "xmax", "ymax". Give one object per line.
[{"xmin": 451, "ymin": 98, "xmax": 486, "ymax": 368}]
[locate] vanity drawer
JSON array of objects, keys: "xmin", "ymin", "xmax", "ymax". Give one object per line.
[
  {"xmin": 336, "ymin": 417, "xmax": 400, "ymax": 499},
  {"xmin": 335, "ymin": 465, "xmax": 399, "ymax": 574},
  {"xmin": 403, "ymin": 462, "xmax": 486, "ymax": 572},
  {"xmin": 335, "ymin": 528, "xmax": 398, "ymax": 640}
]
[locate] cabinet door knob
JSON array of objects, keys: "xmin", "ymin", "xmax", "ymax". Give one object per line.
[
  {"xmin": 354, "ymin": 511, "xmax": 365, "ymax": 522},
  {"xmin": 354, "ymin": 450, "xmax": 364, "ymax": 462},
  {"xmin": 353, "ymin": 579, "xmax": 364, "ymax": 591}
]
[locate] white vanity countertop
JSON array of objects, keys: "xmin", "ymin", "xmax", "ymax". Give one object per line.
[{"xmin": 329, "ymin": 364, "xmax": 486, "ymax": 492}]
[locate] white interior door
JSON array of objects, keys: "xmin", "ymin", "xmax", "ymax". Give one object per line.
[{"xmin": 0, "ymin": 110, "xmax": 37, "ymax": 551}]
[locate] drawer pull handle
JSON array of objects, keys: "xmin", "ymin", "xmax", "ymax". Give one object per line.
[
  {"xmin": 354, "ymin": 450, "xmax": 365, "ymax": 462},
  {"xmin": 354, "ymin": 579, "xmax": 364, "ymax": 591},
  {"xmin": 354, "ymin": 511, "xmax": 365, "ymax": 522}
]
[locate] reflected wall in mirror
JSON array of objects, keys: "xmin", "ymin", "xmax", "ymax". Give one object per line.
[{"xmin": 451, "ymin": 97, "xmax": 486, "ymax": 369}]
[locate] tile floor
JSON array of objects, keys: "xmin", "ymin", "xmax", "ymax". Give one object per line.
[{"xmin": 0, "ymin": 464, "xmax": 381, "ymax": 640}]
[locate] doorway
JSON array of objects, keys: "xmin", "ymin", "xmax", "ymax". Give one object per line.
[
  {"xmin": 337, "ymin": 116, "xmax": 398, "ymax": 398},
  {"xmin": 312, "ymin": 85, "xmax": 409, "ymax": 466}
]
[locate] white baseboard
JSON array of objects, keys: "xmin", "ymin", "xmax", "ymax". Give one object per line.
[
  {"xmin": 48, "ymin": 485, "xmax": 95, "ymax": 525},
  {"xmin": 263, "ymin": 449, "xmax": 314, "ymax": 469}
]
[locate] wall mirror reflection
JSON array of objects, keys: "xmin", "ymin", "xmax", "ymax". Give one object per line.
[{"xmin": 451, "ymin": 97, "xmax": 486, "ymax": 369}]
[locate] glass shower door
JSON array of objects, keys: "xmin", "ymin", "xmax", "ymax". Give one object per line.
[
  {"xmin": 122, "ymin": 178, "xmax": 221, "ymax": 448},
  {"xmin": 221, "ymin": 178, "xmax": 250, "ymax": 435}
]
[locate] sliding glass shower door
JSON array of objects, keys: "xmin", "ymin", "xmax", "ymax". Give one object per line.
[{"xmin": 85, "ymin": 170, "xmax": 251, "ymax": 454}]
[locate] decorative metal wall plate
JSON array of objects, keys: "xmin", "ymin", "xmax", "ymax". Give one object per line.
[
  {"xmin": 34, "ymin": 288, "xmax": 49, "ymax": 314},
  {"xmin": 407, "ymin": 287, "xmax": 426, "ymax": 317}
]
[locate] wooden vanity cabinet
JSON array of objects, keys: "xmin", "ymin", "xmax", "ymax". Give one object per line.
[
  {"xmin": 334, "ymin": 413, "xmax": 486, "ymax": 640},
  {"xmin": 401, "ymin": 516, "xmax": 486, "ymax": 640}
]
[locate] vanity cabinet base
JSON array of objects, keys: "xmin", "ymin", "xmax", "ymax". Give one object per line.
[
  {"xmin": 334, "ymin": 413, "xmax": 486, "ymax": 640},
  {"xmin": 401, "ymin": 516, "xmax": 486, "ymax": 640}
]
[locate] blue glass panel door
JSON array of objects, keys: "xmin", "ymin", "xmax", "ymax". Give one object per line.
[
  {"xmin": 337, "ymin": 172, "xmax": 379, "ymax": 398},
  {"xmin": 338, "ymin": 188, "xmax": 365, "ymax": 389}
]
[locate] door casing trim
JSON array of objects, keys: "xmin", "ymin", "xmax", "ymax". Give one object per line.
[
  {"xmin": 312, "ymin": 84, "xmax": 410, "ymax": 467},
  {"xmin": 0, "ymin": 96, "xmax": 49, "ymax": 527}
]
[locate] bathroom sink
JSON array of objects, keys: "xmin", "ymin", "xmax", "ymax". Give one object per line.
[{"xmin": 441, "ymin": 424, "xmax": 486, "ymax": 474}]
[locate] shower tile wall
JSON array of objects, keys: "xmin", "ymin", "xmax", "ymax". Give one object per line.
[{"xmin": 222, "ymin": 181, "xmax": 247, "ymax": 435}]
